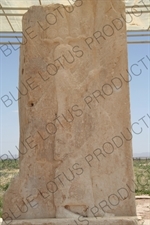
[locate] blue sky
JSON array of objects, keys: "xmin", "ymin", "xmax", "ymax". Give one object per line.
[
  {"xmin": 0, "ymin": 39, "xmax": 150, "ymax": 158},
  {"xmin": 128, "ymin": 43, "xmax": 150, "ymax": 156}
]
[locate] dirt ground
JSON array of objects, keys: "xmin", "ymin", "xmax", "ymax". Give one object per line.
[{"xmin": 136, "ymin": 196, "xmax": 150, "ymax": 225}]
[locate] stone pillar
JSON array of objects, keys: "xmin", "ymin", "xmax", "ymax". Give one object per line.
[{"xmin": 2, "ymin": 0, "xmax": 138, "ymax": 224}]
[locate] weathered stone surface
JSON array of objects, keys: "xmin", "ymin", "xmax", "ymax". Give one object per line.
[
  {"xmin": 2, "ymin": 217, "xmax": 138, "ymax": 225},
  {"xmin": 2, "ymin": 0, "xmax": 137, "ymax": 222}
]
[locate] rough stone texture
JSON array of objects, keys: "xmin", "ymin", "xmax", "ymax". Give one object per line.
[
  {"xmin": 2, "ymin": 217, "xmax": 138, "ymax": 225},
  {"xmin": 2, "ymin": 0, "xmax": 137, "ymax": 223}
]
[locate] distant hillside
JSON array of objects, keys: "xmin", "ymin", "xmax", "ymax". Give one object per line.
[
  {"xmin": 0, "ymin": 152, "xmax": 150, "ymax": 160},
  {"xmin": 0, "ymin": 154, "xmax": 18, "ymax": 160},
  {"xmin": 133, "ymin": 152, "xmax": 150, "ymax": 158}
]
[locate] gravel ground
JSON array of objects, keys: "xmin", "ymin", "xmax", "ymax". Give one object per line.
[{"xmin": 136, "ymin": 196, "xmax": 150, "ymax": 225}]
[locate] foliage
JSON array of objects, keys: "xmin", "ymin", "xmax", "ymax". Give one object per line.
[
  {"xmin": 0, "ymin": 159, "xmax": 19, "ymax": 217},
  {"xmin": 133, "ymin": 159, "xmax": 150, "ymax": 195},
  {"xmin": 0, "ymin": 159, "xmax": 19, "ymax": 170}
]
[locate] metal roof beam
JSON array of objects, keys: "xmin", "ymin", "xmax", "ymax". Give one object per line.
[
  {"xmin": 0, "ymin": 13, "xmax": 25, "ymax": 16},
  {"xmin": 0, "ymin": 11, "xmax": 150, "ymax": 16},
  {"xmin": 1, "ymin": 41, "xmax": 150, "ymax": 45},
  {"xmin": 127, "ymin": 30, "xmax": 150, "ymax": 32},
  {"xmin": 126, "ymin": 10, "xmax": 150, "ymax": 13},
  {"xmin": 0, "ymin": 36, "xmax": 22, "ymax": 38},
  {"xmin": 1, "ymin": 35, "xmax": 150, "ymax": 38},
  {"xmin": 126, "ymin": 4, "xmax": 150, "ymax": 8},
  {"xmin": 0, "ymin": 30, "xmax": 149, "ymax": 33},
  {"xmin": 128, "ymin": 41, "xmax": 150, "ymax": 44},
  {"xmin": 1, "ymin": 5, "xmax": 150, "ymax": 9},
  {"xmin": 0, "ymin": 7, "xmax": 29, "ymax": 10},
  {"xmin": 0, "ymin": 4, "xmax": 150, "ymax": 10},
  {"xmin": 127, "ymin": 34, "xmax": 150, "ymax": 37},
  {"xmin": 0, "ymin": 5, "xmax": 14, "ymax": 32}
]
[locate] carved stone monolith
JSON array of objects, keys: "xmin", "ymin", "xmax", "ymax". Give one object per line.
[{"xmin": 2, "ymin": 0, "xmax": 138, "ymax": 224}]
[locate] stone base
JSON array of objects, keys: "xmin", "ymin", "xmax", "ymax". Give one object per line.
[{"xmin": 2, "ymin": 217, "xmax": 138, "ymax": 225}]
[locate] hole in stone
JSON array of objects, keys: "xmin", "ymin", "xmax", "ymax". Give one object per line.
[
  {"xmin": 29, "ymin": 102, "xmax": 34, "ymax": 107},
  {"xmin": 22, "ymin": 68, "xmax": 24, "ymax": 74}
]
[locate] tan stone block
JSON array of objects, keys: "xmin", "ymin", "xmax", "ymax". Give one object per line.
[{"xmin": 2, "ymin": 0, "xmax": 137, "ymax": 221}]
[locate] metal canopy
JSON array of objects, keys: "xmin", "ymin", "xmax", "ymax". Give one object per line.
[{"xmin": 0, "ymin": 0, "xmax": 150, "ymax": 45}]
